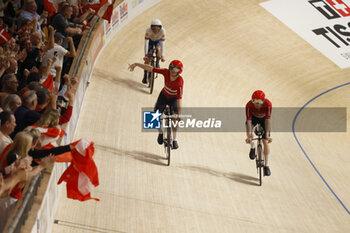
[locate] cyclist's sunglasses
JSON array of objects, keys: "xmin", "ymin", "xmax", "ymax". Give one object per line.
[
  {"xmin": 169, "ymin": 64, "xmax": 181, "ymax": 72},
  {"xmin": 252, "ymin": 98, "xmax": 264, "ymax": 104},
  {"xmin": 151, "ymin": 25, "xmax": 161, "ymax": 29}
]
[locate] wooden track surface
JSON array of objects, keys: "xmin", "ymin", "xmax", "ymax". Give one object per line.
[{"xmin": 52, "ymin": 0, "xmax": 350, "ymax": 232}]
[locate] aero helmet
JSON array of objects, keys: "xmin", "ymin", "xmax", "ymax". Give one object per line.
[
  {"xmin": 169, "ymin": 60, "xmax": 183, "ymax": 74},
  {"xmin": 252, "ymin": 90, "xmax": 265, "ymax": 100},
  {"xmin": 151, "ymin": 19, "xmax": 162, "ymax": 28}
]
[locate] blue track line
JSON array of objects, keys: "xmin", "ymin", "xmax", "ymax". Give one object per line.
[{"xmin": 292, "ymin": 82, "xmax": 350, "ymax": 215}]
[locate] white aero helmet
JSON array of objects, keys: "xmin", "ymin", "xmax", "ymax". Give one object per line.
[{"xmin": 151, "ymin": 19, "xmax": 162, "ymax": 28}]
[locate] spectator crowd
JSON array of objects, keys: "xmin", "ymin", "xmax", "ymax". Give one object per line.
[{"xmin": 0, "ymin": 0, "xmax": 97, "ymax": 231}]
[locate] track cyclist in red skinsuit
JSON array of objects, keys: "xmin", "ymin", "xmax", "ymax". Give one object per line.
[
  {"xmin": 245, "ymin": 90, "xmax": 272, "ymax": 176},
  {"xmin": 128, "ymin": 60, "xmax": 184, "ymax": 150}
]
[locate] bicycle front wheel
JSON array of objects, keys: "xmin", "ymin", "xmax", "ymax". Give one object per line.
[
  {"xmin": 166, "ymin": 125, "xmax": 171, "ymax": 166},
  {"xmin": 257, "ymin": 144, "xmax": 263, "ymax": 186}
]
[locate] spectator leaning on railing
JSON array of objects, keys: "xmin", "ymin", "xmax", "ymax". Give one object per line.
[
  {"xmin": 71, "ymin": 4, "xmax": 95, "ymax": 26},
  {"xmin": 51, "ymin": 4, "xmax": 82, "ymax": 48}
]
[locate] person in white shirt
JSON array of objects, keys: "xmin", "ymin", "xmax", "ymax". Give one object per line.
[
  {"xmin": 142, "ymin": 19, "xmax": 166, "ymax": 84},
  {"xmin": 41, "ymin": 32, "xmax": 76, "ymax": 89},
  {"xmin": 0, "ymin": 111, "xmax": 16, "ymax": 156}
]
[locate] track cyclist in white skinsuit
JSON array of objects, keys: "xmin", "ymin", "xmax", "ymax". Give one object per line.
[{"xmin": 142, "ymin": 19, "xmax": 166, "ymax": 84}]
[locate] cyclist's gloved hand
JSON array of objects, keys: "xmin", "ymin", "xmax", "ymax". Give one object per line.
[{"xmin": 245, "ymin": 133, "xmax": 253, "ymax": 144}]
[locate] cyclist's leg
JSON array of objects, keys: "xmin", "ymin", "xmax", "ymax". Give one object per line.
[
  {"xmin": 155, "ymin": 40, "xmax": 161, "ymax": 58},
  {"xmin": 154, "ymin": 92, "xmax": 167, "ymax": 144},
  {"xmin": 262, "ymin": 139, "xmax": 271, "ymax": 176},
  {"xmin": 247, "ymin": 116, "xmax": 258, "ymax": 159},
  {"xmin": 155, "ymin": 41, "xmax": 161, "ymax": 67},
  {"xmin": 262, "ymin": 140, "xmax": 270, "ymax": 163},
  {"xmin": 260, "ymin": 119, "xmax": 270, "ymax": 164}
]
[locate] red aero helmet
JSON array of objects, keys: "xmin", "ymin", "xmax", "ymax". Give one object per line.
[
  {"xmin": 252, "ymin": 90, "xmax": 265, "ymax": 100},
  {"xmin": 169, "ymin": 60, "xmax": 183, "ymax": 74}
]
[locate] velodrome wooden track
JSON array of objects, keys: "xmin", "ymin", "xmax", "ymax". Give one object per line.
[{"xmin": 52, "ymin": 0, "xmax": 350, "ymax": 232}]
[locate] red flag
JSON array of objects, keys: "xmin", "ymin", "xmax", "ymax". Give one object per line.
[
  {"xmin": 44, "ymin": 0, "xmax": 64, "ymax": 16},
  {"xmin": 57, "ymin": 139, "xmax": 99, "ymax": 201},
  {"xmin": 82, "ymin": 0, "xmax": 113, "ymax": 23},
  {"xmin": 32, "ymin": 125, "xmax": 65, "ymax": 147},
  {"xmin": 59, "ymin": 165, "xmax": 99, "ymax": 201},
  {"xmin": 58, "ymin": 105, "xmax": 73, "ymax": 125},
  {"xmin": 41, "ymin": 127, "xmax": 65, "ymax": 138},
  {"xmin": 0, "ymin": 27, "xmax": 12, "ymax": 44},
  {"xmin": 42, "ymin": 74, "xmax": 54, "ymax": 91}
]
